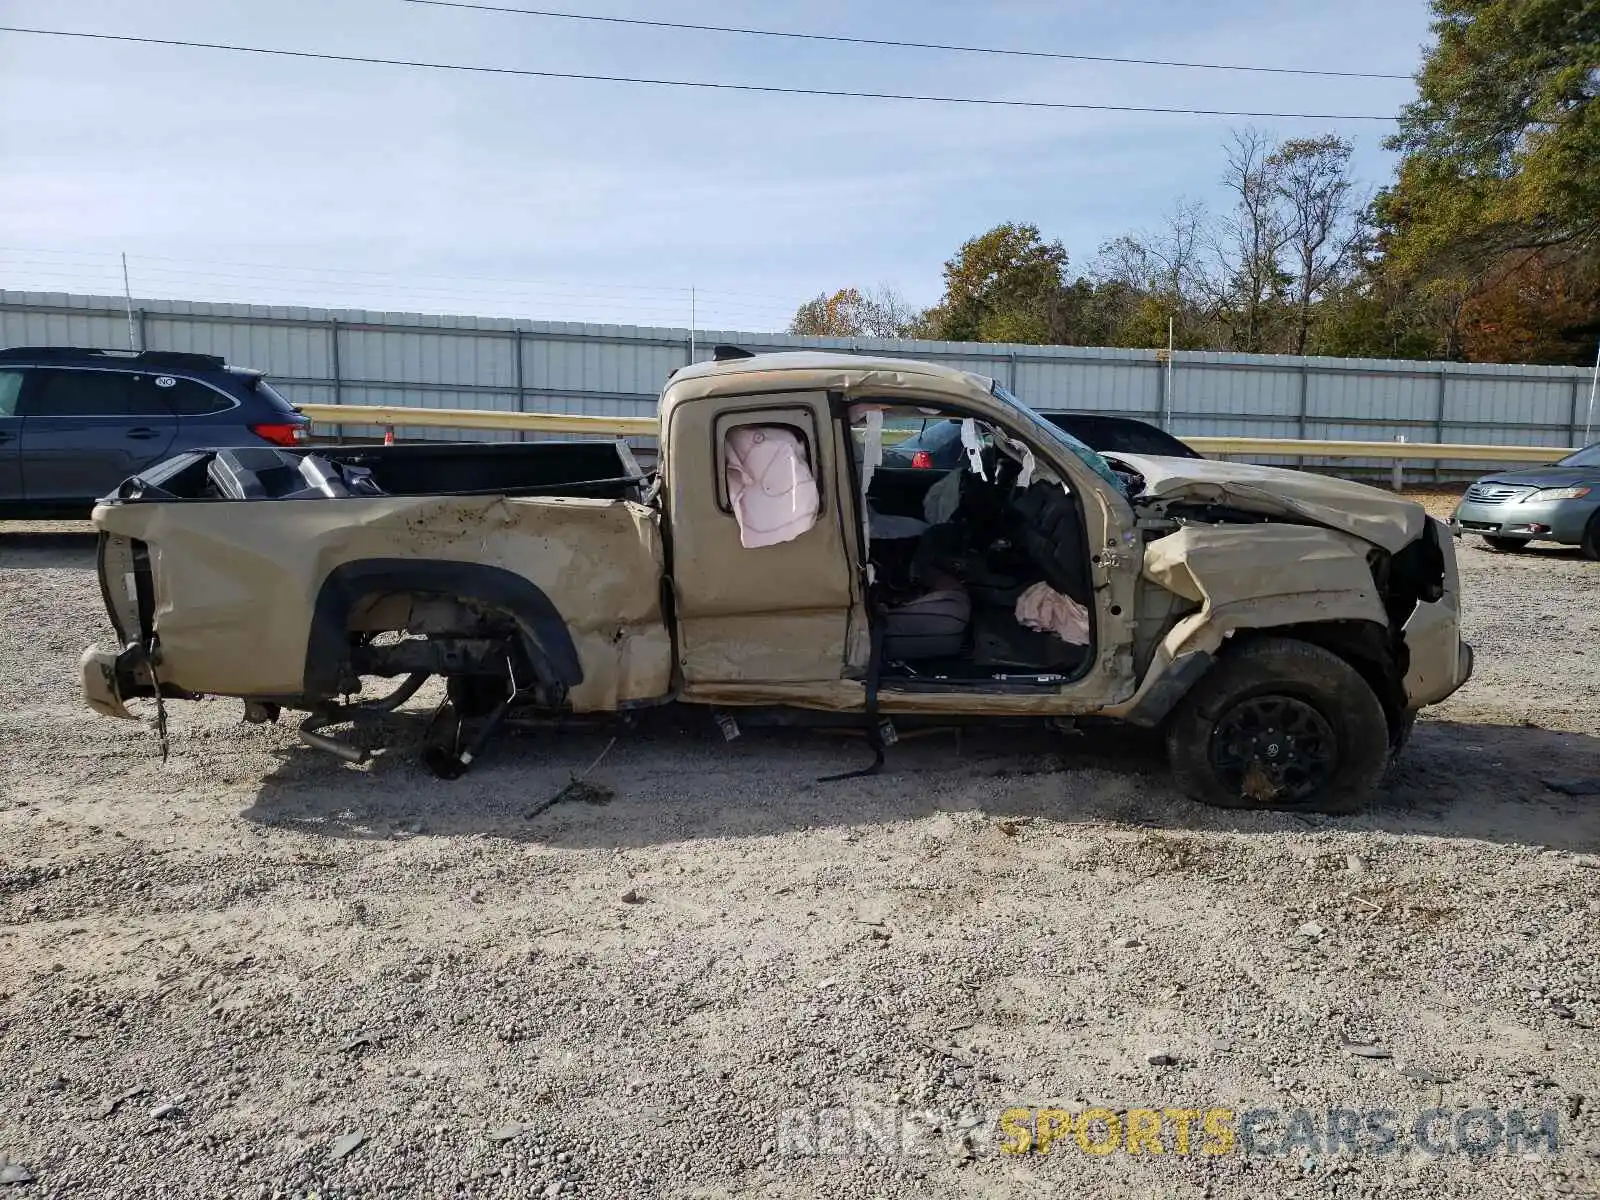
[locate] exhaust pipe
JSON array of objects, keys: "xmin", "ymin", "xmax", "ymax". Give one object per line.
[
  {"xmin": 299, "ymin": 712, "xmax": 368, "ymax": 764},
  {"xmin": 297, "ymin": 674, "xmax": 430, "ymax": 763}
]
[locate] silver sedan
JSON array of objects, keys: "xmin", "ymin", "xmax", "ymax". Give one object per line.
[{"xmin": 1450, "ymin": 441, "xmax": 1600, "ymax": 558}]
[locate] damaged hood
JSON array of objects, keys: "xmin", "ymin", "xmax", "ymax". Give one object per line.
[{"xmin": 1111, "ymin": 453, "xmax": 1427, "ymax": 553}]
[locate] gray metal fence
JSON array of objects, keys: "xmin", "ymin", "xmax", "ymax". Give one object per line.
[{"xmin": 2, "ymin": 290, "xmax": 1591, "ymax": 479}]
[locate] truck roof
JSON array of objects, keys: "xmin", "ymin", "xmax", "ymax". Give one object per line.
[{"xmin": 664, "ymin": 351, "xmax": 998, "ymax": 409}]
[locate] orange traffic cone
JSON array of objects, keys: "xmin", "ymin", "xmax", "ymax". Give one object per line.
[{"xmin": 383, "ymin": 426, "xmax": 395, "ymax": 446}]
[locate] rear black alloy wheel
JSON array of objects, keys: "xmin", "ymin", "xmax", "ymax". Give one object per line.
[
  {"xmin": 1482, "ymin": 535, "xmax": 1529, "ymax": 552},
  {"xmin": 1208, "ymin": 695, "xmax": 1336, "ymax": 804},
  {"xmin": 1166, "ymin": 637, "xmax": 1392, "ymax": 814}
]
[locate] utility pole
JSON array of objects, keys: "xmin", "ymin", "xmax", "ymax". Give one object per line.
[
  {"xmin": 689, "ymin": 285, "xmax": 697, "ymax": 361},
  {"xmin": 1163, "ymin": 315, "xmax": 1175, "ymax": 429},
  {"xmin": 121, "ymin": 252, "xmax": 138, "ymax": 351},
  {"xmin": 1585, "ymin": 338, "xmax": 1599, "ymax": 444}
]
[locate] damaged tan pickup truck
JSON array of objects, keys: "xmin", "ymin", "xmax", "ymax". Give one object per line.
[{"xmin": 81, "ymin": 350, "xmax": 1472, "ymax": 812}]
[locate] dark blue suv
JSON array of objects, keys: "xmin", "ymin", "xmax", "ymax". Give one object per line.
[{"xmin": 0, "ymin": 346, "xmax": 309, "ymax": 518}]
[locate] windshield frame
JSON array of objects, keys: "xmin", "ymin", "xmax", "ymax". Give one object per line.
[{"xmin": 991, "ymin": 382, "xmax": 1127, "ymax": 495}]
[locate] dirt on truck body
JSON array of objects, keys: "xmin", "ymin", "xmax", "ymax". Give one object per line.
[{"xmin": 80, "ymin": 351, "xmax": 1472, "ymax": 812}]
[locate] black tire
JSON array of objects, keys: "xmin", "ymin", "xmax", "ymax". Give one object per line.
[
  {"xmin": 1580, "ymin": 514, "xmax": 1600, "ymax": 562},
  {"xmin": 1482, "ymin": 535, "xmax": 1530, "ymax": 553},
  {"xmin": 1165, "ymin": 637, "xmax": 1391, "ymax": 815}
]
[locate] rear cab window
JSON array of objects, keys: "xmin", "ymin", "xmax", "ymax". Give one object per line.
[{"xmin": 713, "ymin": 409, "xmax": 821, "ymax": 513}]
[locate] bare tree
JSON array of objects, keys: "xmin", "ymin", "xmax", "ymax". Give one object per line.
[
  {"xmin": 1095, "ymin": 201, "xmax": 1207, "ymax": 294},
  {"xmin": 1217, "ymin": 128, "xmax": 1290, "ymax": 352},
  {"xmin": 1269, "ymin": 135, "xmax": 1365, "ymax": 354},
  {"xmin": 789, "ymin": 284, "xmax": 921, "ymax": 338},
  {"xmin": 1091, "ymin": 200, "xmax": 1218, "ymax": 345},
  {"xmin": 857, "ymin": 284, "xmax": 921, "ymax": 338}
]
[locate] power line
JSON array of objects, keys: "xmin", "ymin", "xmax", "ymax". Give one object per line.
[
  {"xmin": 401, "ymin": 0, "xmax": 1412, "ymax": 82},
  {"xmin": 0, "ymin": 247, "xmax": 800, "ymax": 304},
  {"xmin": 0, "ymin": 260, "xmax": 799, "ymax": 321},
  {"xmin": 0, "ymin": 260, "xmax": 799, "ymax": 319},
  {"xmin": 0, "ymin": 269, "xmax": 793, "ymax": 317},
  {"xmin": 0, "ymin": 25, "xmax": 1405, "ymax": 121},
  {"xmin": 0, "ymin": 272, "xmax": 793, "ymax": 329}
]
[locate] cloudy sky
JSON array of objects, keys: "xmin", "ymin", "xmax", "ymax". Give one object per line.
[{"xmin": 0, "ymin": 0, "xmax": 1433, "ymax": 330}]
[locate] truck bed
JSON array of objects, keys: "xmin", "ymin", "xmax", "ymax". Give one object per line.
[
  {"xmin": 103, "ymin": 440, "xmax": 647, "ymax": 505},
  {"xmin": 87, "ymin": 437, "xmax": 671, "ymax": 713}
]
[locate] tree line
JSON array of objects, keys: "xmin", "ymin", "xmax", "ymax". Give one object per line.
[{"xmin": 790, "ymin": 0, "xmax": 1598, "ymax": 366}]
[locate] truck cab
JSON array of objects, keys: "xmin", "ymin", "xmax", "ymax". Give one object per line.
[{"xmin": 660, "ymin": 355, "xmax": 1138, "ymax": 706}]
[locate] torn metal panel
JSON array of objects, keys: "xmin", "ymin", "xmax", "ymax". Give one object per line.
[
  {"xmin": 80, "ymin": 645, "xmax": 135, "ymax": 720},
  {"xmin": 1120, "ymin": 452, "xmax": 1427, "ymax": 553}
]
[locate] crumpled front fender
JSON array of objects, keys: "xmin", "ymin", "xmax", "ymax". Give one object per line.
[
  {"xmin": 1399, "ymin": 520, "xmax": 1472, "ymax": 706},
  {"xmin": 1108, "ymin": 523, "xmax": 1391, "ymax": 724}
]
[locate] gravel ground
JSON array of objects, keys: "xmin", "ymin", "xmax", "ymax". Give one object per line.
[{"xmin": 1, "ymin": 512, "xmax": 1597, "ymax": 1200}]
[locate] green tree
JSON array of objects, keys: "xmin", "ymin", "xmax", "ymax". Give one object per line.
[
  {"xmin": 1306, "ymin": 274, "xmax": 1451, "ymax": 360},
  {"xmin": 1372, "ymin": 0, "xmax": 1600, "ymax": 364},
  {"xmin": 923, "ymin": 222, "xmax": 1071, "ymax": 344},
  {"xmin": 791, "ymin": 287, "xmax": 865, "ymax": 336},
  {"xmin": 1385, "ymin": 0, "xmax": 1599, "ymax": 265}
]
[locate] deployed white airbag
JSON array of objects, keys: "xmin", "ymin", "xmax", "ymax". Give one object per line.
[
  {"xmin": 1015, "ymin": 581, "xmax": 1090, "ymax": 645},
  {"xmin": 725, "ymin": 426, "xmax": 820, "ymax": 549}
]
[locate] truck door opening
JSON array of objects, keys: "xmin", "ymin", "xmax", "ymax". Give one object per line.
[
  {"xmin": 848, "ymin": 404, "xmax": 1097, "ymax": 686},
  {"xmin": 666, "ymin": 391, "xmax": 864, "ymax": 692}
]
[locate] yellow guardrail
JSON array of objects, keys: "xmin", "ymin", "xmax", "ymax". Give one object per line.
[
  {"xmin": 1183, "ymin": 436, "xmax": 1570, "ymax": 463},
  {"xmin": 296, "ymin": 403, "xmax": 658, "ymax": 437},
  {"xmin": 297, "ymin": 404, "xmax": 1574, "ymax": 464}
]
